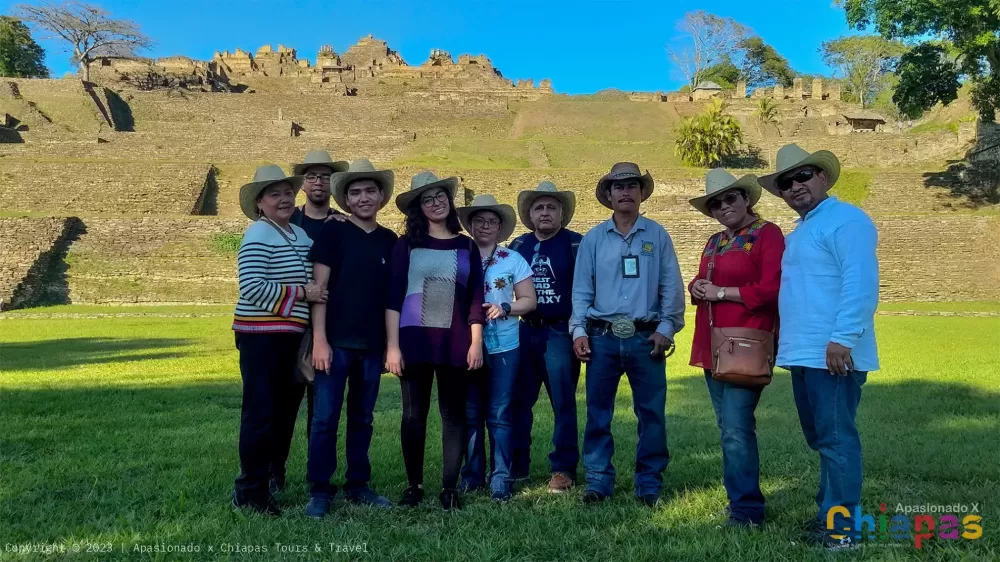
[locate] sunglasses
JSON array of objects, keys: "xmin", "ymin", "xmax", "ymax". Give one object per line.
[
  {"xmin": 708, "ymin": 192, "xmax": 742, "ymax": 212},
  {"xmin": 776, "ymin": 168, "xmax": 819, "ymax": 192}
]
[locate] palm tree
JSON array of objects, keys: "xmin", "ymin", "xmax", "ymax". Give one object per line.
[
  {"xmin": 753, "ymin": 98, "xmax": 781, "ymax": 137},
  {"xmin": 674, "ymin": 99, "xmax": 744, "ymax": 167}
]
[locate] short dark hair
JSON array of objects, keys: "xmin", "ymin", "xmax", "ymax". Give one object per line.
[
  {"xmin": 346, "ymin": 177, "xmax": 384, "ymax": 193},
  {"xmin": 404, "ymin": 191, "xmax": 461, "ymax": 245}
]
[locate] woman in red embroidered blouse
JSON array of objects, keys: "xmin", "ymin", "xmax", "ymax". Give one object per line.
[{"xmin": 687, "ymin": 169, "xmax": 784, "ymax": 527}]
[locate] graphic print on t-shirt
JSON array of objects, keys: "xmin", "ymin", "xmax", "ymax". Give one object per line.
[{"xmin": 530, "ymin": 243, "xmax": 561, "ymax": 306}]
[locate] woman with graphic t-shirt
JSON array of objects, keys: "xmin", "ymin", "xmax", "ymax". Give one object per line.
[
  {"xmin": 455, "ymin": 195, "xmax": 537, "ymax": 502},
  {"xmin": 385, "ymin": 172, "xmax": 486, "ymax": 511}
]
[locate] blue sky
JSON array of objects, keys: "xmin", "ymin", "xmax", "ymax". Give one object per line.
[{"xmin": 2, "ymin": 0, "xmax": 857, "ymax": 94}]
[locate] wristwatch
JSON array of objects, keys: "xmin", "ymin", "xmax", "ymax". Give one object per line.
[
  {"xmin": 501, "ymin": 302, "xmax": 511, "ymax": 319},
  {"xmin": 716, "ymin": 287, "xmax": 727, "ymax": 301}
]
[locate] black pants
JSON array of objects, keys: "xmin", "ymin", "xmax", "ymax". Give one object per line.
[
  {"xmin": 234, "ymin": 331, "xmax": 307, "ymax": 495},
  {"xmin": 399, "ymin": 363, "xmax": 468, "ymax": 490}
]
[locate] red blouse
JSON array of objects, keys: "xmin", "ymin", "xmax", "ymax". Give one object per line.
[{"xmin": 688, "ymin": 220, "xmax": 785, "ymax": 369}]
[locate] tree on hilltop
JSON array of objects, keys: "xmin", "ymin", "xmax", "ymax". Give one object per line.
[
  {"xmin": 13, "ymin": 1, "xmax": 152, "ymax": 82},
  {"xmin": 821, "ymin": 35, "xmax": 906, "ymax": 108},
  {"xmin": 667, "ymin": 11, "xmax": 750, "ymax": 90},
  {"xmin": 0, "ymin": 16, "xmax": 48, "ymax": 77},
  {"xmin": 739, "ymin": 36, "xmax": 795, "ymax": 90},
  {"xmin": 840, "ymin": 0, "xmax": 1000, "ymax": 121}
]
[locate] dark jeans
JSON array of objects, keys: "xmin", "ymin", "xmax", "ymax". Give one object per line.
[
  {"xmin": 583, "ymin": 328, "xmax": 669, "ymax": 497},
  {"xmin": 271, "ymin": 382, "xmax": 311, "ymax": 481},
  {"xmin": 704, "ymin": 369, "xmax": 765, "ymax": 523},
  {"xmin": 399, "ymin": 363, "xmax": 468, "ymax": 490},
  {"xmin": 307, "ymin": 347, "xmax": 383, "ymax": 496},
  {"xmin": 512, "ymin": 323, "xmax": 580, "ymax": 477},
  {"xmin": 234, "ymin": 331, "xmax": 305, "ymax": 495},
  {"xmin": 791, "ymin": 366, "xmax": 866, "ymax": 531},
  {"xmin": 461, "ymin": 348, "xmax": 520, "ymax": 492}
]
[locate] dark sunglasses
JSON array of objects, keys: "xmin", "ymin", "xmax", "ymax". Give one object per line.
[
  {"xmin": 708, "ymin": 192, "xmax": 742, "ymax": 212},
  {"xmin": 776, "ymin": 168, "xmax": 819, "ymax": 192}
]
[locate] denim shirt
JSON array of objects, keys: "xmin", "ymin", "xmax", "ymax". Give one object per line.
[
  {"xmin": 570, "ymin": 215, "xmax": 686, "ymax": 341},
  {"xmin": 777, "ymin": 197, "xmax": 880, "ymax": 371}
]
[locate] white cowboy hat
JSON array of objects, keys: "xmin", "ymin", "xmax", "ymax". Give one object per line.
[
  {"xmin": 689, "ymin": 168, "xmax": 761, "ymax": 217},
  {"xmin": 291, "ymin": 149, "xmax": 349, "ymax": 176},
  {"xmin": 516, "ymin": 180, "xmax": 576, "ymax": 230},
  {"xmin": 329, "ymin": 158, "xmax": 395, "ymax": 212},
  {"xmin": 457, "ymin": 194, "xmax": 517, "ymax": 242},
  {"xmin": 758, "ymin": 143, "xmax": 841, "ymax": 196},
  {"xmin": 596, "ymin": 162, "xmax": 655, "ymax": 209},
  {"xmin": 395, "ymin": 171, "xmax": 459, "ymax": 213},
  {"xmin": 239, "ymin": 164, "xmax": 304, "ymax": 220}
]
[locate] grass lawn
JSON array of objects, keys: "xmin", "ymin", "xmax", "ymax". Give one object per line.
[{"xmin": 0, "ymin": 309, "xmax": 997, "ymax": 561}]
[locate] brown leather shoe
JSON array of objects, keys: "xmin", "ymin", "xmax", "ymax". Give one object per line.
[{"xmin": 547, "ymin": 472, "xmax": 574, "ymax": 493}]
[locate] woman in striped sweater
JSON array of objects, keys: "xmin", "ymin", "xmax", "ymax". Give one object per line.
[{"xmin": 231, "ymin": 165, "xmax": 327, "ymax": 517}]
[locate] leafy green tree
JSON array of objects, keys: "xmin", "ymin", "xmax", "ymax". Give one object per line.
[
  {"xmin": 841, "ymin": 0, "xmax": 1000, "ymax": 120},
  {"xmin": 674, "ymin": 98, "xmax": 744, "ymax": 167},
  {"xmin": 700, "ymin": 54, "xmax": 741, "ymax": 88},
  {"xmin": 892, "ymin": 43, "xmax": 960, "ymax": 119},
  {"xmin": 739, "ymin": 36, "xmax": 795, "ymax": 89},
  {"xmin": 821, "ymin": 35, "xmax": 906, "ymax": 107},
  {"xmin": 0, "ymin": 16, "xmax": 48, "ymax": 78}
]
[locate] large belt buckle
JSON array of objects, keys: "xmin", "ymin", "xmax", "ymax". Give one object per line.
[{"xmin": 610, "ymin": 317, "xmax": 635, "ymax": 339}]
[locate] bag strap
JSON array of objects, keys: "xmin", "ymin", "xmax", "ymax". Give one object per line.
[
  {"xmin": 707, "ymin": 234, "xmax": 719, "ymax": 329},
  {"xmin": 262, "ymin": 217, "xmax": 309, "ymax": 278}
]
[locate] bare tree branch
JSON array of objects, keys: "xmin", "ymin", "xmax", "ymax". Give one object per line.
[
  {"xmin": 666, "ymin": 11, "xmax": 750, "ymax": 90},
  {"xmin": 13, "ymin": 1, "xmax": 153, "ymax": 81}
]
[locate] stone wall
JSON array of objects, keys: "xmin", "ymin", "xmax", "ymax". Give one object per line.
[{"xmin": 0, "ymin": 217, "xmax": 68, "ymax": 309}]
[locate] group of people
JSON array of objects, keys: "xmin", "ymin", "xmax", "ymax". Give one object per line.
[{"xmin": 230, "ymin": 143, "xmax": 879, "ymax": 551}]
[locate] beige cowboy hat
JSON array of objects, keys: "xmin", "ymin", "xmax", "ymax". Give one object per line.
[
  {"xmin": 516, "ymin": 180, "xmax": 576, "ymax": 230},
  {"xmin": 457, "ymin": 194, "xmax": 517, "ymax": 242},
  {"xmin": 291, "ymin": 149, "xmax": 349, "ymax": 176},
  {"xmin": 596, "ymin": 162, "xmax": 655, "ymax": 209},
  {"xmin": 395, "ymin": 170, "xmax": 459, "ymax": 213},
  {"xmin": 689, "ymin": 168, "xmax": 761, "ymax": 217},
  {"xmin": 758, "ymin": 143, "xmax": 841, "ymax": 196},
  {"xmin": 239, "ymin": 164, "xmax": 304, "ymax": 220},
  {"xmin": 330, "ymin": 158, "xmax": 395, "ymax": 212}
]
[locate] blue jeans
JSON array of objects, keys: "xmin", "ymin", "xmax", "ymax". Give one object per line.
[
  {"xmin": 512, "ymin": 323, "xmax": 580, "ymax": 477},
  {"xmin": 583, "ymin": 328, "xmax": 669, "ymax": 497},
  {"xmin": 306, "ymin": 347, "xmax": 383, "ymax": 495},
  {"xmin": 461, "ymin": 348, "xmax": 519, "ymax": 492},
  {"xmin": 704, "ymin": 370, "xmax": 765, "ymax": 523},
  {"xmin": 790, "ymin": 366, "xmax": 866, "ymax": 531}
]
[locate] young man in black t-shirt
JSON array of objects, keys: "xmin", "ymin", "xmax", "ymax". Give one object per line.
[{"xmin": 304, "ymin": 159, "xmax": 397, "ymax": 518}]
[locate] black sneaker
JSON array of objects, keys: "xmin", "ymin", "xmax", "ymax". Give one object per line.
[
  {"xmin": 439, "ymin": 488, "xmax": 461, "ymax": 511},
  {"xmin": 304, "ymin": 495, "xmax": 332, "ymax": 519},
  {"xmin": 490, "ymin": 487, "xmax": 513, "ymax": 502},
  {"xmin": 637, "ymin": 493, "xmax": 661, "ymax": 508},
  {"xmin": 398, "ymin": 486, "xmax": 424, "ymax": 507},
  {"xmin": 268, "ymin": 474, "xmax": 286, "ymax": 496},
  {"xmin": 232, "ymin": 489, "xmax": 281, "ymax": 517},
  {"xmin": 346, "ymin": 487, "xmax": 393, "ymax": 508},
  {"xmin": 822, "ymin": 533, "xmax": 858, "ymax": 551},
  {"xmin": 802, "ymin": 518, "xmax": 826, "ymax": 543},
  {"xmin": 582, "ymin": 490, "xmax": 608, "ymax": 505}
]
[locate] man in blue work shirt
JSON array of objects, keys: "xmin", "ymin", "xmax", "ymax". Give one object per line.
[
  {"xmin": 759, "ymin": 144, "xmax": 879, "ymax": 551},
  {"xmin": 570, "ymin": 162, "xmax": 685, "ymax": 507},
  {"xmin": 508, "ymin": 181, "xmax": 583, "ymax": 493}
]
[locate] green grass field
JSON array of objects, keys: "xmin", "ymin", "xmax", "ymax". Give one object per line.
[{"xmin": 1, "ymin": 307, "xmax": 997, "ymax": 561}]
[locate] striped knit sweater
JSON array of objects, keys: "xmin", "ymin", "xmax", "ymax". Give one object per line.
[{"xmin": 232, "ymin": 220, "xmax": 313, "ymax": 334}]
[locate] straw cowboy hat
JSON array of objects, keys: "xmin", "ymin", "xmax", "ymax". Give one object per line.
[
  {"xmin": 329, "ymin": 158, "xmax": 395, "ymax": 212},
  {"xmin": 516, "ymin": 180, "xmax": 576, "ymax": 230},
  {"xmin": 758, "ymin": 143, "xmax": 841, "ymax": 196},
  {"xmin": 689, "ymin": 168, "xmax": 761, "ymax": 217},
  {"xmin": 457, "ymin": 194, "xmax": 517, "ymax": 242},
  {"xmin": 291, "ymin": 149, "xmax": 349, "ymax": 176},
  {"xmin": 395, "ymin": 171, "xmax": 459, "ymax": 213},
  {"xmin": 239, "ymin": 164, "xmax": 304, "ymax": 220},
  {"xmin": 596, "ymin": 162, "xmax": 655, "ymax": 209}
]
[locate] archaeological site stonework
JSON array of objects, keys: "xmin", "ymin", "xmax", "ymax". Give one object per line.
[{"xmin": 0, "ymin": 35, "xmax": 997, "ymax": 309}]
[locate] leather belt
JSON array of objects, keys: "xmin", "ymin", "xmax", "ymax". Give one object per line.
[
  {"xmin": 589, "ymin": 319, "xmax": 659, "ymax": 334},
  {"xmin": 524, "ymin": 317, "xmax": 568, "ymax": 329}
]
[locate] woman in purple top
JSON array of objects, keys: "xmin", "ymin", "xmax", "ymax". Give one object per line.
[{"xmin": 385, "ymin": 171, "xmax": 486, "ymax": 511}]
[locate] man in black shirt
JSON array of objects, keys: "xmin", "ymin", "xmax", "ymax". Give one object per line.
[
  {"xmin": 305, "ymin": 158, "xmax": 397, "ymax": 518},
  {"xmin": 290, "ymin": 150, "xmax": 349, "ymax": 240}
]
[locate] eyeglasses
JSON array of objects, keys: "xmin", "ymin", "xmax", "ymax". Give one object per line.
[
  {"xmin": 420, "ymin": 192, "xmax": 449, "ymax": 207},
  {"xmin": 471, "ymin": 217, "xmax": 500, "ymax": 228},
  {"xmin": 708, "ymin": 192, "xmax": 742, "ymax": 212},
  {"xmin": 304, "ymin": 173, "xmax": 332, "ymax": 184},
  {"xmin": 776, "ymin": 168, "xmax": 819, "ymax": 192}
]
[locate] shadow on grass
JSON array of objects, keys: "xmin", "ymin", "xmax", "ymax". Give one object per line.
[{"xmin": 0, "ymin": 337, "xmax": 194, "ymax": 371}]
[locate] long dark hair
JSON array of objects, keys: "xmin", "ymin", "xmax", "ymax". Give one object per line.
[{"xmin": 404, "ymin": 190, "xmax": 462, "ymax": 246}]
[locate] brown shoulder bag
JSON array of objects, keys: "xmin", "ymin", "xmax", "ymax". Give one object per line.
[{"xmin": 707, "ymin": 236, "xmax": 774, "ymax": 389}]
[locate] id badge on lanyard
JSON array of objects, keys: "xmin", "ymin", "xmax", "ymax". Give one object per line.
[{"xmin": 621, "ymin": 255, "xmax": 639, "ymax": 278}]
